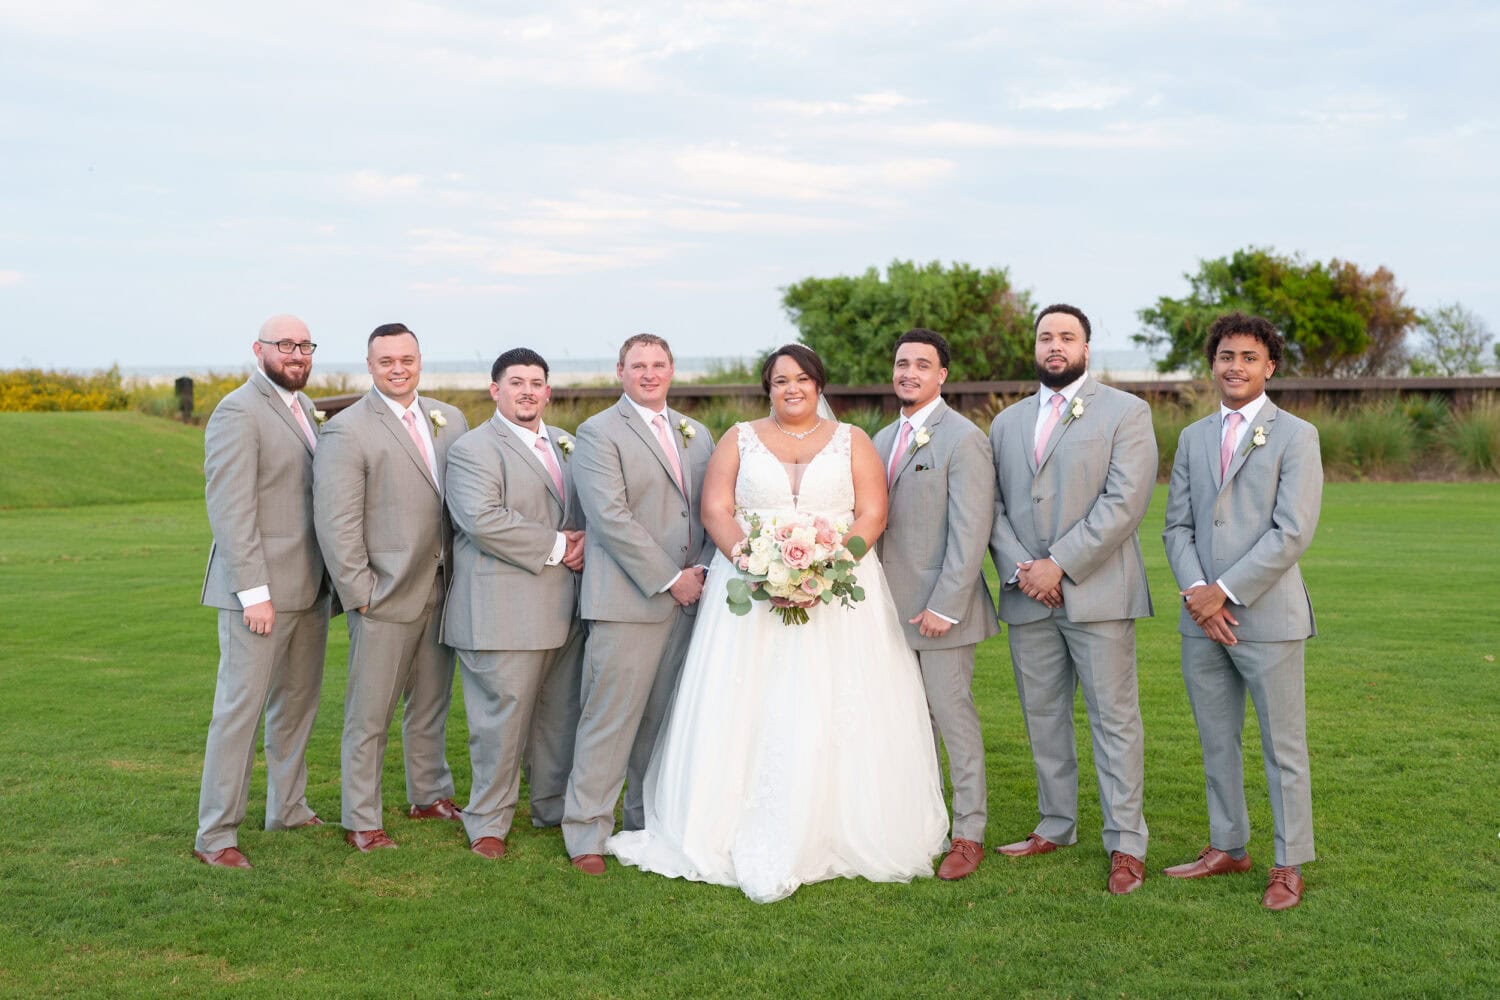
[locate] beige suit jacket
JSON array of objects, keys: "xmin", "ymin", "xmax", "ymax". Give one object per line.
[
  {"xmin": 200, "ymin": 374, "xmax": 327, "ymax": 612},
  {"xmin": 875, "ymin": 400, "xmax": 1000, "ymax": 650},
  {"xmin": 988, "ymin": 378, "xmax": 1157, "ymax": 625},
  {"xmin": 1163, "ymin": 401, "xmax": 1321, "ymax": 641},
  {"xmin": 573, "ymin": 397, "xmax": 715, "ymax": 623},
  {"xmin": 442, "ymin": 415, "xmax": 583, "ymax": 651},
  {"xmin": 313, "ymin": 389, "xmax": 468, "ymax": 623}
]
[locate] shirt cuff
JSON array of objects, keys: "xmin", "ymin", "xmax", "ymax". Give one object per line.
[
  {"xmin": 658, "ymin": 570, "xmax": 682, "ymax": 594},
  {"xmin": 927, "ymin": 609, "xmax": 958, "ymax": 625},
  {"xmin": 237, "ymin": 585, "xmax": 271, "ymax": 608},
  {"xmin": 545, "ymin": 532, "xmax": 567, "ymax": 567},
  {"xmin": 1215, "ymin": 579, "xmax": 1241, "ymax": 605}
]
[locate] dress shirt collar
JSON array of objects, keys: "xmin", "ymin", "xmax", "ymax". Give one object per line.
[
  {"xmin": 1220, "ymin": 393, "xmax": 1269, "ymax": 433},
  {"xmin": 1038, "ymin": 371, "xmax": 1088, "ymax": 406},
  {"xmin": 899, "ymin": 395, "xmax": 944, "ymax": 433},
  {"xmin": 496, "ymin": 410, "xmax": 554, "ymax": 450},
  {"xmin": 375, "ymin": 388, "xmax": 423, "ymax": 422},
  {"xmin": 622, "ymin": 393, "xmax": 669, "ymax": 427},
  {"xmin": 255, "ymin": 368, "xmax": 299, "ymax": 407}
]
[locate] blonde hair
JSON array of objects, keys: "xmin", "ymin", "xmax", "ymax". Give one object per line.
[{"xmin": 617, "ymin": 333, "xmax": 674, "ymax": 366}]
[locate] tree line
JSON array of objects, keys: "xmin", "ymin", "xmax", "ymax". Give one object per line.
[{"xmin": 782, "ymin": 251, "xmax": 1497, "ymax": 384}]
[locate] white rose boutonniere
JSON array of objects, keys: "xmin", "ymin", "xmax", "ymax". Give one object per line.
[
  {"xmin": 557, "ymin": 435, "xmax": 575, "ymax": 460},
  {"xmin": 913, "ymin": 426, "xmax": 932, "ymax": 450},
  {"xmin": 429, "ymin": 409, "xmax": 447, "ymax": 435},
  {"xmin": 1066, "ymin": 397, "xmax": 1085, "ymax": 423},
  {"xmin": 313, "ymin": 409, "xmax": 327, "ymax": 425},
  {"xmin": 678, "ymin": 419, "xmax": 696, "ymax": 447},
  {"xmin": 1242, "ymin": 425, "xmax": 1268, "ymax": 456}
]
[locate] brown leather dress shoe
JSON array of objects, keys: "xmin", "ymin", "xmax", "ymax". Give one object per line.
[
  {"xmin": 470, "ymin": 837, "xmax": 507, "ymax": 860},
  {"xmin": 1163, "ymin": 846, "xmax": 1252, "ymax": 879},
  {"xmin": 1107, "ymin": 852, "xmax": 1145, "ymax": 894},
  {"xmin": 292, "ymin": 815, "xmax": 325, "ymax": 829},
  {"xmin": 1262, "ymin": 866, "xmax": 1304, "ymax": 910},
  {"xmin": 408, "ymin": 798, "xmax": 462, "ymax": 821},
  {"xmin": 193, "ymin": 846, "xmax": 252, "ymax": 870},
  {"xmin": 346, "ymin": 829, "xmax": 398, "ymax": 851},
  {"xmin": 938, "ymin": 839, "xmax": 984, "ymax": 880},
  {"xmin": 994, "ymin": 833, "xmax": 1063, "ymax": 857},
  {"xmin": 570, "ymin": 853, "xmax": 606, "ymax": 875}
]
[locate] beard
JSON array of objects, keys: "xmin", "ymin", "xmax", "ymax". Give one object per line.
[
  {"xmin": 1035, "ymin": 356, "xmax": 1087, "ymax": 390},
  {"xmin": 264, "ymin": 361, "xmax": 310, "ymax": 392}
]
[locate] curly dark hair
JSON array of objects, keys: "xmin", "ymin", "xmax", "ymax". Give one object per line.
[
  {"xmin": 1204, "ymin": 312, "xmax": 1285, "ymax": 368},
  {"xmin": 894, "ymin": 328, "xmax": 951, "ymax": 369}
]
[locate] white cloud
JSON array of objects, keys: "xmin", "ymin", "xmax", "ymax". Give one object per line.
[
  {"xmin": 758, "ymin": 91, "xmax": 922, "ymax": 117},
  {"xmin": 409, "ymin": 278, "xmax": 525, "ymax": 296},
  {"xmin": 673, "ymin": 146, "xmax": 953, "ymax": 202},
  {"xmin": 1010, "ymin": 84, "xmax": 1132, "ymax": 112},
  {"xmin": 344, "ymin": 170, "xmax": 425, "ymax": 199}
]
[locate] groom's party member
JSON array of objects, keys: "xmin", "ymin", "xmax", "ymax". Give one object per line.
[
  {"xmin": 876, "ymin": 328, "xmax": 998, "ymax": 881},
  {"xmin": 1161, "ymin": 312, "xmax": 1322, "ymax": 911},
  {"xmin": 442, "ymin": 348, "xmax": 587, "ymax": 860},
  {"xmin": 314, "ymin": 323, "xmax": 468, "ymax": 851},
  {"xmin": 194, "ymin": 314, "xmax": 331, "ymax": 869},
  {"xmin": 561, "ymin": 333, "xmax": 715, "ymax": 875},
  {"xmin": 988, "ymin": 303, "xmax": 1156, "ymax": 895}
]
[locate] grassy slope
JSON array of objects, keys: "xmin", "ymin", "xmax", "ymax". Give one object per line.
[
  {"xmin": 0, "ymin": 412, "xmax": 205, "ymax": 509},
  {"xmin": 0, "ymin": 414, "xmax": 1496, "ymax": 998}
]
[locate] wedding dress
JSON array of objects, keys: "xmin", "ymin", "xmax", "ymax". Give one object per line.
[{"xmin": 606, "ymin": 422, "xmax": 947, "ymax": 903}]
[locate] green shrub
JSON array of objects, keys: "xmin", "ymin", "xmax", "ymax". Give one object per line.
[{"xmin": 1450, "ymin": 394, "xmax": 1500, "ymax": 475}]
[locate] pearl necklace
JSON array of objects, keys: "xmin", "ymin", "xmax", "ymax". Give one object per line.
[{"xmin": 771, "ymin": 416, "xmax": 822, "ymax": 441}]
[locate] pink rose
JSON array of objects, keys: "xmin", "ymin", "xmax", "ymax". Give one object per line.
[
  {"xmin": 815, "ymin": 524, "xmax": 837, "ymax": 547},
  {"xmin": 737, "ymin": 556, "xmax": 751, "ymax": 571},
  {"xmin": 781, "ymin": 541, "xmax": 813, "ymax": 570},
  {"xmin": 775, "ymin": 524, "xmax": 795, "ymax": 541},
  {"xmin": 800, "ymin": 577, "xmax": 822, "ymax": 596}
]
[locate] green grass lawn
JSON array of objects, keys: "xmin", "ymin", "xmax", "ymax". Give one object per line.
[{"xmin": 0, "ymin": 415, "xmax": 1497, "ymax": 998}]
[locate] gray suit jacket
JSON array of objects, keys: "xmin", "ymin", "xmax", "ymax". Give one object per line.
[
  {"xmin": 313, "ymin": 389, "xmax": 468, "ymax": 624},
  {"xmin": 1163, "ymin": 401, "xmax": 1322, "ymax": 642},
  {"xmin": 875, "ymin": 400, "xmax": 1000, "ymax": 650},
  {"xmin": 442, "ymin": 415, "xmax": 583, "ymax": 651},
  {"xmin": 573, "ymin": 397, "xmax": 715, "ymax": 623},
  {"xmin": 201, "ymin": 374, "xmax": 327, "ymax": 612},
  {"xmin": 988, "ymin": 378, "xmax": 1157, "ymax": 625}
]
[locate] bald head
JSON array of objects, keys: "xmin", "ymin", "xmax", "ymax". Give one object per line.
[{"xmin": 253, "ymin": 313, "xmax": 315, "ymax": 392}]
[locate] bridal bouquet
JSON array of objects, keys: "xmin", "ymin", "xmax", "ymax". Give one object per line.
[{"xmin": 725, "ymin": 511, "xmax": 868, "ymax": 626}]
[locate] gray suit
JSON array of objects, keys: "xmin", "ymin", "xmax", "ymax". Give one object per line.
[
  {"xmin": 562, "ymin": 397, "xmax": 715, "ymax": 857},
  {"xmin": 313, "ymin": 389, "xmax": 469, "ymax": 831},
  {"xmin": 1163, "ymin": 401, "xmax": 1322, "ymax": 867},
  {"xmin": 989, "ymin": 377, "xmax": 1156, "ymax": 858},
  {"xmin": 196, "ymin": 373, "xmax": 330, "ymax": 853},
  {"xmin": 875, "ymin": 400, "xmax": 999, "ymax": 845},
  {"xmin": 442, "ymin": 416, "xmax": 586, "ymax": 842}
]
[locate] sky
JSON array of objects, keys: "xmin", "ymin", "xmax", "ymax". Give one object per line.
[{"xmin": 3, "ymin": 0, "xmax": 1497, "ymax": 370}]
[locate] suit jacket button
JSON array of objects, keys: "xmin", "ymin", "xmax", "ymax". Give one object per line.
[
  {"xmin": 681, "ymin": 510, "xmax": 688, "ymax": 517},
  {"xmin": 680, "ymin": 546, "xmax": 688, "ymax": 552},
  {"xmin": 1214, "ymin": 520, "xmax": 1224, "ymax": 526}
]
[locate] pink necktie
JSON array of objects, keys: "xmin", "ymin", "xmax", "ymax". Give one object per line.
[
  {"xmin": 291, "ymin": 400, "xmax": 316, "ymax": 449},
  {"xmin": 652, "ymin": 414, "xmax": 684, "ymax": 492},
  {"xmin": 402, "ymin": 409, "xmax": 434, "ymax": 476},
  {"xmin": 1221, "ymin": 411, "xmax": 1243, "ymax": 479},
  {"xmin": 1035, "ymin": 393, "xmax": 1065, "ymax": 465},
  {"xmin": 887, "ymin": 421, "xmax": 913, "ymax": 485},
  {"xmin": 535, "ymin": 436, "xmax": 565, "ymax": 497}
]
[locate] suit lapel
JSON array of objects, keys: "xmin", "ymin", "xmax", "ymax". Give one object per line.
[
  {"xmin": 890, "ymin": 400, "xmax": 947, "ymax": 487},
  {"xmin": 619, "ymin": 398, "xmax": 687, "ymax": 500},
  {"xmin": 253, "ymin": 374, "xmax": 314, "ymax": 455},
  {"xmin": 371, "ymin": 390, "xmax": 439, "ymax": 494},
  {"xmin": 1037, "ymin": 381, "xmax": 1092, "ymax": 472},
  {"xmin": 1023, "ymin": 393, "xmax": 1043, "ymax": 474},
  {"xmin": 493, "ymin": 417, "xmax": 563, "ymax": 509},
  {"xmin": 1221, "ymin": 402, "xmax": 1278, "ymax": 491}
]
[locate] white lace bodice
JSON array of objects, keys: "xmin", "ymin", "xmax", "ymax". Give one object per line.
[{"xmin": 734, "ymin": 422, "xmax": 855, "ymax": 521}]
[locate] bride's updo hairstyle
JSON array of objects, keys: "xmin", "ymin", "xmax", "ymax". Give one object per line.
[{"xmin": 760, "ymin": 344, "xmax": 828, "ymax": 396}]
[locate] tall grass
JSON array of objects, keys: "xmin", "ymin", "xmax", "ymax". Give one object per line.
[{"xmin": 1451, "ymin": 394, "xmax": 1500, "ymax": 474}]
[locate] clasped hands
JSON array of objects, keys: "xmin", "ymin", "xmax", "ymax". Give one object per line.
[
  {"xmin": 669, "ymin": 565, "xmax": 707, "ymax": 606},
  {"xmin": 1181, "ymin": 583, "xmax": 1239, "ymax": 646},
  {"xmin": 1016, "ymin": 559, "xmax": 1063, "ymax": 608}
]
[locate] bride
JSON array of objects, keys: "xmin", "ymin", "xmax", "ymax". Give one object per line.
[{"xmin": 606, "ymin": 344, "xmax": 947, "ymax": 902}]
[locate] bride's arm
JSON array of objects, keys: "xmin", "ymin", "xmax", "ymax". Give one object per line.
[
  {"xmin": 847, "ymin": 427, "xmax": 888, "ymax": 552},
  {"xmin": 701, "ymin": 425, "xmax": 745, "ymax": 557}
]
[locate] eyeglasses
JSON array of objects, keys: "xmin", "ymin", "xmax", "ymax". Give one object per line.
[{"xmin": 258, "ymin": 339, "xmax": 318, "ymax": 355}]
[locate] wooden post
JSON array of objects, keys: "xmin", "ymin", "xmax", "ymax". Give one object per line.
[{"xmin": 175, "ymin": 376, "xmax": 193, "ymax": 422}]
